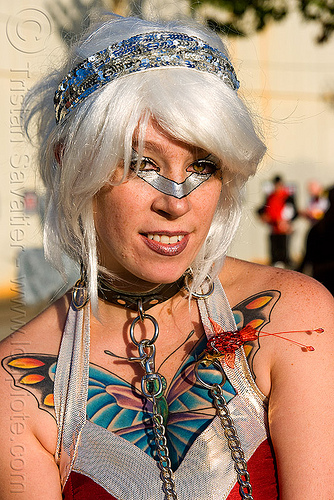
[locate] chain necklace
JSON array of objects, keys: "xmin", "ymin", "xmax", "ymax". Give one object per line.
[
  {"xmin": 100, "ymin": 275, "xmax": 253, "ymax": 500},
  {"xmin": 104, "ymin": 294, "xmax": 178, "ymax": 499}
]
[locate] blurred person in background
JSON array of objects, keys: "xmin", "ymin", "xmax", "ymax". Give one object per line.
[
  {"xmin": 300, "ymin": 180, "xmax": 329, "ymax": 224},
  {"xmin": 257, "ymin": 175, "xmax": 298, "ymax": 268},
  {"xmin": 299, "ymin": 186, "xmax": 334, "ymax": 295}
]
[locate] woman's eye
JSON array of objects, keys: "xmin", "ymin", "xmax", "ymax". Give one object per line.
[
  {"xmin": 187, "ymin": 160, "xmax": 218, "ymax": 175},
  {"xmin": 130, "ymin": 157, "xmax": 159, "ymax": 172}
]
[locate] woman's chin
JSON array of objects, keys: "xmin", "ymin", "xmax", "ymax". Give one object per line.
[{"xmin": 110, "ymin": 268, "xmax": 187, "ymax": 290}]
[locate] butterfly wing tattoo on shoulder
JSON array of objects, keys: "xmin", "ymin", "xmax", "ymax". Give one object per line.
[
  {"xmin": 1, "ymin": 353, "xmax": 162, "ymax": 437},
  {"xmin": 1, "ymin": 353, "xmax": 148, "ymax": 424},
  {"xmin": 2, "ymin": 354, "xmax": 57, "ymax": 416},
  {"xmin": 232, "ymin": 290, "xmax": 281, "ymax": 376}
]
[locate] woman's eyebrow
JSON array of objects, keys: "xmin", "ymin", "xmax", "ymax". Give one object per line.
[
  {"xmin": 132, "ymin": 139, "xmax": 170, "ymax": 156},
  {"xmin": 196, "ymin": 153, "xmax": 221, "ymax": 165},
  {"xmin": 132, "ymin": 140, "xmax": 215, "ymax": 161}
]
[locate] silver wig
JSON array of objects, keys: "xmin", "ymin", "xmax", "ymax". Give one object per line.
[{"xmin": 23, "ymin": 15, "xmax": 266, "ymax": 309}]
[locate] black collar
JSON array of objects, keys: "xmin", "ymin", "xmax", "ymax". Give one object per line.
[{"xmin": 97, "ymin": 273, "xmax": 186, "ymax": 311}]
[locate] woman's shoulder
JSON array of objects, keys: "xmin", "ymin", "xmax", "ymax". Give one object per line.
[
  {"xmin": 221, "ymin": 258, "xmax": 334, "ymax": 399},
  {"xmin": 0, "ymin": 293, "xmax": 71, "ymax": 359},
  {"xmin": 221, "ymin": 257, "xmax": 334, "ymax": 354},
  {"xmin": 0, "ymin": 296, "xmax": 68, "ymax": 471},
  {"xmin": 221, "ymin": 256, "xmax": 334, "ymax": 314}
]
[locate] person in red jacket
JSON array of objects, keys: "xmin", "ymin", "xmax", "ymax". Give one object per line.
[{"xmin": 259, "ymin": 176, "xmax": 298, "ymax": 267}]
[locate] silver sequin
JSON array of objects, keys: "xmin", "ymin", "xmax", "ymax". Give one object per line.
[{"xmin": 54, "ymin": 31, "xmax": 239, "ymax": 124}]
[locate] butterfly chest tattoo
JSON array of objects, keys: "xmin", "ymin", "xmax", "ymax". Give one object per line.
[
  {"xmin": 2, "ymin": 289, "xmax": 282, "ymax": 472},
  {"xmin": 3, "ymin": 287, "xmax": 322, "ymax": 500}
]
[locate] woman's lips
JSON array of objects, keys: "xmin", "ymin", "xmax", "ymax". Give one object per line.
[{"xmin": 141, "ymin": 233, "xmax": 189, "ymax": 256}]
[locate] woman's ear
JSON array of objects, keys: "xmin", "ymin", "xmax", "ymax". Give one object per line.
[{"xmin": 54, "ymin": 142, "xmax": 64, "ymax": 165}]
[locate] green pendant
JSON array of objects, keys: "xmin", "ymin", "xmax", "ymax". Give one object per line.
[{"xmin": 147, "ymin": 374, "xmax": 168, "ymax": 426}]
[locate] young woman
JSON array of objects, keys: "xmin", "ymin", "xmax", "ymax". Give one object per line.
[{"xmin": 0, "ymin": 15, "xmax": 333, "ymax": 500}]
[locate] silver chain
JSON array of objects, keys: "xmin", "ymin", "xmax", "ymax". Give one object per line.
[
  {"xmin": 125, "ymin": 299, "xmax": 251, "ymax": 500},
  {"xmin": 128, "ymin": 303, "xmax": 178, "ymax": 500},
  {"xmin": 210, "ymin": 383, "xmax": 253, "ymax": 500},
  {"xmin": 152, "ymin": 398, "xmax": 178, "ymax": 500}
]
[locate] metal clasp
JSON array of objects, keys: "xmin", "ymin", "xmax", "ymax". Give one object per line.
[{"xmin": 194, "ymin": 359, "xmax": 226, "ymax": 389}]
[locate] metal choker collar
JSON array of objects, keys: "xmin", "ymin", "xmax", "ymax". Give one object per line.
[{"xmin": 97, "ymin": 273, "xmax": 186, "ymax": 311}]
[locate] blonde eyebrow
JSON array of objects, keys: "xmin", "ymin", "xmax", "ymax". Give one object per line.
[
  {"xmin": 132, "ymin": 139, "xmax": 216, "ymax": 163},
  {"xmin": 132, "ymin": 139, "xmax": 179, "ymax": 157}
]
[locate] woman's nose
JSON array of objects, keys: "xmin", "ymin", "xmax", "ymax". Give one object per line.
[{"xmin": 151, "ymin": 192, "xmax": 191, "ymax": 220}]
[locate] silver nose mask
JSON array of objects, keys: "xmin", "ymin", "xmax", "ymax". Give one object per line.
[{"xmin": 137, "ymin": 170, "xmax": 213, "ymax": 199}]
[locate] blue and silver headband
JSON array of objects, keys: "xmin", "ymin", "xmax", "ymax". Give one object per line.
[{"xmin": 54, "ymin": 31, "xmax": 239, "ymax": 124}]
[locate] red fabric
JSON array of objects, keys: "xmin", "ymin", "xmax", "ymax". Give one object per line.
[
  {"xmin": 265, "ymin": 188, "xmax": 290, "ymax": 234},
  {"xmin": 228, "ymin": 439, "xmax": 278, "ymax": 499},
  {"xmin": 62, "ymin": 439, "xmax": 278, "ymax": 500},
  {"xmin": 62, "ymin": 472, "xmax": 117, "ymax": 500}
]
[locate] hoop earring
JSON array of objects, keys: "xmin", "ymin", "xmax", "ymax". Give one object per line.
[
  {"xmin": 72, "ymin": 263, "xmax": 89, "ymax": 310},
  {"xmin": 184, "ymin": 270, "xmax": 214, "ymax": 299}
]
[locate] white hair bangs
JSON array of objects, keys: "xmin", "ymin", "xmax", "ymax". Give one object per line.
[{"xmin": 22, "ymin": 15, "xmax": 266, "ymax": 306}]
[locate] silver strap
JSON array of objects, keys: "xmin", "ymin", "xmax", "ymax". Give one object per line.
[{"xmin": 197, "ymin": 278, "xmax": 254, "ymax": 499}]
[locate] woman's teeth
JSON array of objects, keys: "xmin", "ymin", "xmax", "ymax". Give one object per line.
[{"xmin": 147, "ymin": 234, "xmax": 184, "ymax": 244}]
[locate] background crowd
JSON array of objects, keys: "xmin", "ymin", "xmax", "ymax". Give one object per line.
[{"xmin": 258, "ymin": 175, "xmax": 334, "ymax": 295}]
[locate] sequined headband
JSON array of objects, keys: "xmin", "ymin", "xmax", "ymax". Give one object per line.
[{"xmin": 54, "ymin": 31, "xmax": 239, "ymax": 124}]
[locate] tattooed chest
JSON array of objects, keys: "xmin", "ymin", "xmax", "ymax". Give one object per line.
[
  {"xmin": 86, "ymin": 337, "xmax": 236, "ymax": 470},
  {"xmin": 2, "ymin": 289, "xmax": 282, "ymax": 470}
]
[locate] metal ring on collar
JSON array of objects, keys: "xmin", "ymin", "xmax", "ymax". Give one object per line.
[
  {"xmin": 72, "ymin": 279, "xmax": 89, "ymax": 310},
  {"xmin": 194, "ymin": 359, "xmax": 226, "ymax": 389},
  {"xmin": 137, "ymin": 298, "xmax": 145, "ymax": 321},
  {"xmin": 130, "ymin": 314, "xmax": 159, "ymax": 347},
  {"xmin": 184, "ymin": 273, "xmax": 214, "ymax": 299}
]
